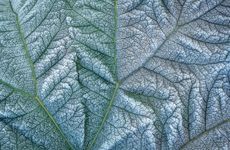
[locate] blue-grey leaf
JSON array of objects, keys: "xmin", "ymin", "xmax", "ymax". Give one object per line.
[{"xmin": 0, "ymin": 0, "xmax": 229, "ymax": 150}]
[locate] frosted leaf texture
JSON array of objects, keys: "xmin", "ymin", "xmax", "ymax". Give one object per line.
[{"xmin": 0, "ymin": 0, "xmax": 229, "ymax": 150}]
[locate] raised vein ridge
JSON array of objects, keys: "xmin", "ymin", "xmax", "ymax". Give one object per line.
[
  {"xmin": 8, "ymin": 1, "xmax": 74, "ymax": 149},
  {"xmin": 86, "ymin": 1, "xmax": 119, "ymax": 149},
  {"xmin": 180, "ymin": 118, "xmax": 230, "ymax": 149}
]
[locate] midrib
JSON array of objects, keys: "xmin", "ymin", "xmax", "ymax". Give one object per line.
[
  {"xmin": 87, "ymin": 82, "xmax": 120, "ymax": 150},
  {"xmin": 8, "ymin": 1, "xmax": 74, "ymax": 149},
  {"xmin": 86, "ymin": 0, "xmax": 119, "ymax": 149},
  {"xmin": 84, "ymin": 1, "xmax": 228, "ymax": 149},
  {"xmin": 10, "ymin": 1, "xmax": 37, "ymax": 93}
]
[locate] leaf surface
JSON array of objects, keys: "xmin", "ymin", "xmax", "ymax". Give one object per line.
[{"xmin": 0, "ymin": 0, "xmax": 230, "ymax": 150}]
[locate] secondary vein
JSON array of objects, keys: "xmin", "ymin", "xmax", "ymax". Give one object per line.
[
  {"xmin": 9, "ymin": 1, "xmax": 74, "ymax": 149},
  {"xmin": 9, "ymin": 0, "xmax": 38, "ymax": 93},
  {"xmin": 35, "ymin": 96, "xmax": 75, "ymax": 150},
  {"xmin": 86, "ymin": 1, "xmax": 119, "ymax": 149},
  {"xmin": 180, "ymin": 118, "xmax": 230, "ymax": 149},
  {"xmin": 87, "ymin": 82, "xmax": 120, "ymax": 150}
]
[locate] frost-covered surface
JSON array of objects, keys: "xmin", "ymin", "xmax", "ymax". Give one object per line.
[{"xmin": 0, "ymin": 0, "xmax": 230, "ymax": 150}]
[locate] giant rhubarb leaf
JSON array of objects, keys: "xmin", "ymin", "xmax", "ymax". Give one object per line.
[{"xmin": 0, "ymin": 0, "xmax": 229, "ymax": 149}]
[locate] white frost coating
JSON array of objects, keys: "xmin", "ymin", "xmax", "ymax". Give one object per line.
[
  {"xmin": 66, "ymin": 16, "xmax": 72, "ymax": 25},
  {"xmin": 40, "ymin": 53, "xmax": 74, "ymax": 99},
  {"xmin": 98, "ymin": 90, "xmax": 155, "ymax": 150},
  {"xmin": 1, "ymin": 0, "xmax": 230, "ymax": 149},
  {"xmin": 9, "ymin": 0, "xmax": 21, "ymax": 11},
  {"xmin": 121, "ymin": 68, "xmax": 172, "ymax": 99},
  {"xmin": 77, "ymin": 48, "xmax": 114, "ymax": 82},
  {"xmin": 179, "ymin": 0, "xmax": 222, "ymax": 25}
]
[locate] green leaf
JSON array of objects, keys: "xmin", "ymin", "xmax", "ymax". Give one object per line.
[{"xmin": 0, "ymin": 0, "xmax": 230, "ymax": 150}]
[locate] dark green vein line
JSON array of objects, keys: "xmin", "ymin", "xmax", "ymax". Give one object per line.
[
  {"xmin": 0, "ymin": 80, "xmax": 74, "ymax": 150},
  {"xmin": 34, "ymin": 96, "xmax": 75, "ymax": 150},
  {"xmin": 0, "ymin": 79, "xmax": 32, "ymax": 98},
  {"xmin": 180, "ymin": 118, "xmax": 230, "ymax": 149},
  {"xmin": 119, "ymin": 26, "xmax": 180, "ymax": 84},
  {"xmin": 64, "ymin": 0, "xmax": 113, "ymax": 40},
  {"xmin": 113, "ymin": 0, "xmax": 118, "ymax": 80},
  {"xmin": 9, "ymin": 0, "xmax": 38, "ymax": 93},
  {"xmin": 8, "ymin": 1, "xmax": 74, "ymax": 149},
  {"xmin": 87, "ymin": 82, "xmax": 120, "ymax": 150},
  {"xmin": 33, "ymin": 24, "xmax": 62, "ymax": 64},
  {"xmin": 179, "ymin": 0, "xmax": 224, "ymax": 27},
  {"xmin": 25, "ymin": 0, "xmax": 57, "ymax": 39},
  {"xmin": 0, "ymin": 78, "xmax": 74, "ymax": 149},
  {"xmin": 86, "ymin": 1, "xmax": 119, "ymax": 149},
  {"xmin": 119, "ymin": 0, "xmax": 225, "ymax": 84}
]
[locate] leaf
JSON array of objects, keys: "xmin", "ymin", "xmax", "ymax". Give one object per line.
[{"xmin": 0, "ymin": 0, "xmax": 230, "ymax": 150}]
